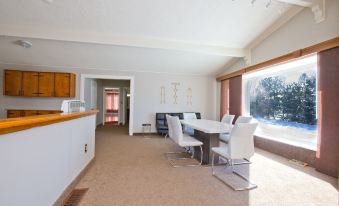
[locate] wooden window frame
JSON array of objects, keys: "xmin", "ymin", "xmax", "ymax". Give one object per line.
[{"xmin": 216, "ymin": 37, "xmax": 339, "ymax": 81}]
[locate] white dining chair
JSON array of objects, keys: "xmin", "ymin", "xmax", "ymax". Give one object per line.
[
  {"xmin": 212, "ymin": 122, "xmax": 258, "ymax": 191},
  {"xmin": 165, "ymin": 115, "xmax": 203, "ymax": 167},
  {"xmin": 183, "ymin": 112, "xmax": 197, "ymax": 136},
  {"xmin": 219, "ymin": 115, "xmax": 253, "ymax": 143},
  {"xmin": 235, "ymin": 116, "xmax": 253, "ymax": 124},
  {"xmin": 221, "ymin": 114, "xmax": 235, "ymax": 125}
]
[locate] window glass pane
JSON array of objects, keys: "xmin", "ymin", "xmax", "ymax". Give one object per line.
[{"xmin": 243, "ymin": 55, "xmax": 317, "ymax": 150}]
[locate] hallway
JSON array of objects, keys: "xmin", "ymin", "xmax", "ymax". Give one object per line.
[{"xmin": 76, "ymin": 126, "xmax": 338, "ymax": 206}]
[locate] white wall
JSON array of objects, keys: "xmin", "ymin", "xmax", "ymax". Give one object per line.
[
  {"xmin": 84, "ymin": 78, "xmax": 99, "ymax": 111},
  {"xmin": 0, "ymin": 115, "xmax": 96, "ymax": 206},
  {"xmin": 221, "ymin": 0, "xmax": 339, "ymax": 73},
  {"xmin": 0, "ymin": 66, "xmax": 217, "ymax": 133},
  {"xmin": 84, "ymin": 78, "xmax": 92, "ymax": 110},
  {"xmin": 91, "ymin": 79, "xmax": 98, "ymax": 109}
]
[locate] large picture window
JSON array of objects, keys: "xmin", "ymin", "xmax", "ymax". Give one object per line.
[{"xmin": 243, "ymin": 55, "xmax": 317, "ymax": 150}]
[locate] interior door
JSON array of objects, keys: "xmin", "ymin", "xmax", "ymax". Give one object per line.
[
  {"xmin": 22, "ymin": 71, "xmax": 39, "ymax": 97},
  {"xmin": 55, "ymin": 73, "xmax": 70, "ymax": 97},
  {"xmin": 4, "ymin": 70, "xmax": 22, "ymax": 96},
  {"xmin": 38, "ymin": 72, "xmax": 55, "ymax": 97}
]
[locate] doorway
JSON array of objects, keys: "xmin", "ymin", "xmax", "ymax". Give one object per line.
[
  {"xmin": 80, "ymin": 74, "xmax": 134, "ymax": 136},
  {"xmin": 104, "ymin": 88, "xmax": 120, "ymax": 125}
]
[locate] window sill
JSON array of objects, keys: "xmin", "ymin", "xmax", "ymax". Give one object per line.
[{"xmin": 254, "ymin": 133, "xmax": 317, "ymax": 151}]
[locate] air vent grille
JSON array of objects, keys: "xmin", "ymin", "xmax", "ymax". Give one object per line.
[{"xmin": 63, "ymin": 188, "xmax": 88, "ymax": 206}]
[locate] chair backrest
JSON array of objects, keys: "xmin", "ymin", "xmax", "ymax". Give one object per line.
[
  {"xmin": 228, "ymin": 123, "xmax": 258, "ymax": 159},
  {"xmin": 183, "ymin": 113, "xmax": 196, "ymax": 134},
  {"xmin": 235, "ymin": 116, "xmax": 253, "ymax": 124},
  {"xmin": 221, "ymin": 114, "xmax": 235, "ymax": 125},
  {"xmin": 183, "ymin": 112, "xmax": 197, "ymax": 120},
  {"xmin": 166, "ymin": 115, "xmax": 182, "ymax": 144},
  {"xmin": 166, "ymin": 115, "xmax": 173, "ymax": 138}
]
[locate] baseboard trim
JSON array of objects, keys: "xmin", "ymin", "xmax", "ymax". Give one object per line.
[
  {"xmin": 133, "ymin": 132, "xmax": 160, "ymax": 136},
  {"xmin": 53, "ymin": 157, "xmax": 95, "ymax": 206}
]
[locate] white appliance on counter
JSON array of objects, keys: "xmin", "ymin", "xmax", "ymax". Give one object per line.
[{"xmin": 61, "ymin": 100, "xmax": 86, "ymax": 113}]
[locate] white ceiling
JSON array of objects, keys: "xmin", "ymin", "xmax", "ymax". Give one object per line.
[
  {"xmin": 0, "ymin": 36, "xmax": 232, "ymax": 75},
  {"xmin": 0, "ymin": 0, "xmax": 301, "ymax": 75}
]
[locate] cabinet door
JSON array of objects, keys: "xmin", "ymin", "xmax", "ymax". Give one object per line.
[
  {"xmin": 7, "ymin": 110, "xmax": 22, "ymax": 118},
  {"xmin": 38, "ymin": 72, "xmax": 55, "ymax": 97},
  {"xmin": 22, "ymin": 71, "xmax": 39, "ymax": 97},
  {"xmin": 69, "ymin": 73, "xmax": 76, "ymax": 97},
  {"xmin": 4, "ymin": 70, "xmax": 22, "ymax": 96},
  {"xmin": 24, "ymin": 110, "xmax": 38, "ymax": 117},
  {"xmin": 37, "ymin": 110, "xmax": 62, "ymax": 115},
  {"xmin": 37, "ymin": 110, "xmax": 51, "ymax": 115},
  {"xmin": 50, "ymin": 110, "xmax": 63, "ymax": 114},
  {"xmin": 55, "ymin": 73, "xmax": 71, "ymax": 97}
]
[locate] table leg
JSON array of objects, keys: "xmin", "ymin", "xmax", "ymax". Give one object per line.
[{"xmin": 193, "ymin": 129, "xmax": 220, "ymax": 165}]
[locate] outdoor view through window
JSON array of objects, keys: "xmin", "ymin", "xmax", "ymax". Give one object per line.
[{"xmin": 243, "ymin": 55, "xmax": 317, "ymax": 150}]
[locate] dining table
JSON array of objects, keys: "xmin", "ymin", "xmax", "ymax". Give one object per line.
[{"xmin": 180, "ymin": 119, "xmax": 231, "ymax": 165}]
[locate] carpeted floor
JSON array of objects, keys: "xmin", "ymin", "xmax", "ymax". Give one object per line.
[{"xmin": 76, "ymin": 125, "xmax": 338, "ymax": 206}]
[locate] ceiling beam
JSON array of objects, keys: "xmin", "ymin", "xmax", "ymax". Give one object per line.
[
  {"xmin": 276, "ymin": 0, "xmax": 313, "ymax": 7},
  {"xmin": 0, "ymin": 25, "xmax": 246, "ymax": 57},
  {"xmin": 277, "ymin": 0, "xmax": 325, "ymax": 23}
]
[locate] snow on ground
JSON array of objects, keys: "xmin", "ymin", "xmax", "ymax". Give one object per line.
[{"xmin": 254, "ymin": 119, "xmax": 317, "ymax": 151}]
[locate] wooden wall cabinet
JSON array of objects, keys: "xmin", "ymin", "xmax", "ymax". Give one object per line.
[
  {"xmin": 38, "ymin": 72, "xmax": 55, "ymax": 97},
  {"xmin": 7, "ymin": 109, "xmax": 62, "ymax": 118},
  {"xmin": 3, "ymin": 70, "xmax": 75, "ymax": 97},
  {"xmin": 22, "ymin": 71, "xmax": 39, "ymax": 97},
  {"xmin": 7, "ymin": 110, "xmax": 22, "ymax": 118},
  {"xmin": 54, "ymin": 73, "xmax": 76, "ymax": 97},
  {"xmin": 4, "ymin": 70, "xmax": 22, "ymax": 96}
]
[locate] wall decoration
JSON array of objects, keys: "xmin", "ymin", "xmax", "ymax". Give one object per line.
[
  {"xmin": 160, "ymin": 86, "xmax": 166, "ymax": 104},
  {"xmin": 171, "ymin": 82, "xmax": 180, "ymax": 104},
  {"xmin": 187, "ymin": 87, "xmax": 192, "ymax": 106}
]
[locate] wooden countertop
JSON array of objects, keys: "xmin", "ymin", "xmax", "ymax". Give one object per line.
[{"xmin": 0, "ymin": 110, "xmax": 98, "ymax": 135}]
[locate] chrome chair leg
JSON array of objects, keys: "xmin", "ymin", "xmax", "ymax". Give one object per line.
[
  {"xmin": 165, "ymin": 146, "xmax": 203, "ymax": 167},
  {"xmin": 199, "ymin": 145, "xmax": 203, "ymax": 165},
  {"xmin": 212, "ymin": 152, "xmax": 215, "ymax": 175},
  {"xmin": 211, "ymin": 154, "xmax": 257, "ymax": 191}
]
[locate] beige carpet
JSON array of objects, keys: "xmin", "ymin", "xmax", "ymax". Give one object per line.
[{"xmin": 76, "ymin": 125, "xmax": 338, "ymax": 206}]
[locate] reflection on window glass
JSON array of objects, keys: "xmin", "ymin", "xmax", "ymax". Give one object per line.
[{"xmin": 243, "ymin": 55, "xmax": 317, "ymax": 150}]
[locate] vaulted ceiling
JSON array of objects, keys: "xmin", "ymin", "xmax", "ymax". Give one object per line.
[{"xmin": 0, "ymin": 0, "xmax": 306, "ymax": 75}]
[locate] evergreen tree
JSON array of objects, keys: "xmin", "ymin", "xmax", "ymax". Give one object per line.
[{"xmin": 249, "ymin": 71, "xmax": 316, "ymax": 125}]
